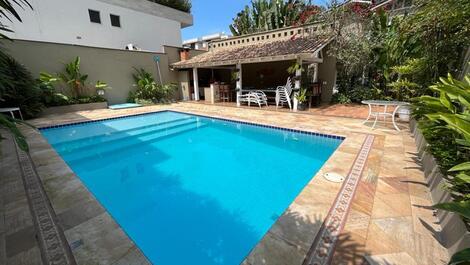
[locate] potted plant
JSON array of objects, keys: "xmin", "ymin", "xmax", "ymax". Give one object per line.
[
  {"xmin": 295, "ymin": 88, "xmax": 308, "ymax": 111},
  {"xmin": 95, "ymin": 80, "xmax": 110, "ymax": 96}
]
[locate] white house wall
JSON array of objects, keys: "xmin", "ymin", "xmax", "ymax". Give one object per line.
[{"xmin": 4, "ymin": 0, "xmax": 183, "ymax": 51}]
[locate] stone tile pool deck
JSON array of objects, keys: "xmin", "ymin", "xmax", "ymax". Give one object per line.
[{"xmin": 0, "ymin": 102, "xmax": 448, "ymax": 265}]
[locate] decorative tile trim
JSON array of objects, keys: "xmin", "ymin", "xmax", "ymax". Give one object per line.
[
  {"xmin": 302, "ymin": 134, "xmax": 375, "ymax": 265},
  {"xmin": 14, "ymin": 142, "xmax": 76, "ymax": 265},
  {"xmin": 39, "ymin": 110, "xmax": 345, "ymax": 140}
]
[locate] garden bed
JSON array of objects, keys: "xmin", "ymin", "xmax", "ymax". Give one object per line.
[
  {"xmin": 410, "ymin": 120, "xmax": 470, "ymax": 256},
  {"xmin": 41, "ymin": 102, "xmax": 108, "ymax": 116}
]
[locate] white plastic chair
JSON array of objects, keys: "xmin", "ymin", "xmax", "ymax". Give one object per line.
[
  {"xmin": 238, "ymin": 91, "xmax": 268, "ymax": 108},
  {"xmin": 275, "ymin": 77, "xmax": 293, "ymax": 109}
]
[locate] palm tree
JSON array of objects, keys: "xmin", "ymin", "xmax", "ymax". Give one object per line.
[
  {"xmin": 0, "ymin": 0, "xmax": 32, "ymax": 39},
  {"xmin": 0, "ymin": 0, "xmax": 33, "ymax": 151}
]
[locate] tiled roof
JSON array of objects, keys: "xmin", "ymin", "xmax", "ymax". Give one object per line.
[{"xmin": 172, "ymin": 36, "xmax": 332, "ymax": 68}]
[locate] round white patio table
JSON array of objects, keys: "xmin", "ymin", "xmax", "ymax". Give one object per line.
[
  {"xmin": 0, "ymin": 107, "xmax": 24, "ymax": 120},
  {"xmin": 361, "ymin": 100, "xmax": 409, "ymax": 131}
]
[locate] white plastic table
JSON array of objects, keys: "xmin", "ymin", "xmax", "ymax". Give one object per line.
[
  {"xmin": 361, "ymin": 100, "xmax": 409, "ymax": 131},
  {"xmin": 0, "ymin": 107, "xmax": 24, "ymax": 120}
]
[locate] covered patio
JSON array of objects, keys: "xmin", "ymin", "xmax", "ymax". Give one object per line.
[{"xmin": 172, "ymin": 24, "xmax": 337, "ymax": 111}]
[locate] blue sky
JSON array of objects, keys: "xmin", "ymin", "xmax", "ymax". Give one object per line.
[
  {"xmin": 182, "ymin": 0, "xmax": 251, "ymax": 40},
  {"xmin": 182, "ymin": 0, "xmax": 328, "ymax": 41}
]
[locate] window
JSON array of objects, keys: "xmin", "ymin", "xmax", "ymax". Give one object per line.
[
  {"xmin": 110, "ymin": 14, "xmax": 120, "ymax": 27},
  {"xmin": 88, "ymin": 9, "xmax": 101, "ymax": 24}
]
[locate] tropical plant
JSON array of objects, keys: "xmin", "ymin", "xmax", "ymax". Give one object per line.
[
  {"xmin": 0, "ymin": 115, "xmax": 34, "ymax": 151},
  {"xmin": 229, "ymin": 0, "xmax": 322, "ymax": 36},
  {"xmin": 400, "ymin": 0, "xmax": 470, "ymax": 83},
  {"xmin": 295, "ymin": 87, "xmax": 307, "ymax": 103},
  {"xmin": 0, "ymin": 0, "xmax": 32, "ymax": 39},
  {"xmin": 0, "ymin": 0, "xmax": 34, "ymax": 151},
  {"xmin": 0, "ymin": 50, "xmax": 43, "ymax": 118},
  {"xmin": 327, "ymin": 0, "xmax": 470, "ymax": 102},
  {"xmin": 413, "ymin": 72, "xmax": 470, "ymax": 264},
  {"xmin": 387, "ymin": 59, "xmax": 424, "ymax": 101},
  {"xmin": 131, "ymin": 68, "xmax": 177, "ymax": 103},
  {"xmin": 38, "ymin": 72, "xmax": 69, "ymax": 106},
  {"xmin": 287, "ymin": 62, "xmax": 303, "ymax": 75},
  {"xmin": 59, "ymin": 56, "xmax": 88, "ymax": 97},
  {"xmin": 95, "ymin": 80, "xmax": 109, "ymax": 91}
]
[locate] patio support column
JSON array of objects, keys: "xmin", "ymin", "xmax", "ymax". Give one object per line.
[
  {"xmin": 313, "ymin": 63, "xmax": 319, "ymax": 82},
  {"xmin": 293, "ymin": 58, "xmax": 302, "ymax": 111},
  {"xmin": 236, "ymin": 63, "xmax": 242, "ymax": 107},
  {"xmin": 193, "ymin": 67, "xmax": 200, "ymax": 101}
]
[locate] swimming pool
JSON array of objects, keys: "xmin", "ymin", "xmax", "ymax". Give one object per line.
[{"xmin": 41, "ymin": 111, "xmax": 343, "ymax": 265}]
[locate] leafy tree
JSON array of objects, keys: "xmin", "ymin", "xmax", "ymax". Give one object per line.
[
  {"xmin": 400, "ymin": 0, "xmax": 470, "ymax": 84},
  {"xmin": 328, "ymin": 0, "xmax": 470, "ymax": 103}
]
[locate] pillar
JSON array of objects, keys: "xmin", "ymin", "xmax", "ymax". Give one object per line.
[
  {"xmin": 236, "ymin": 63, "xmax": 242, "ymax": 107},
  {"xmin": 193, "ymin": 67, "xmax": 199, "ymax": 101},
  {"xmin": 293, "ymin": 58, "xmax": 302, "ymax": 111}
]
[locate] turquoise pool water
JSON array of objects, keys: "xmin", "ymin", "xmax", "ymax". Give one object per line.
[
  {"xmin": 108, "ymin": 103, "xmax": 142, "ymax": 109},
  {"xmin": 41, "ymin": 111, "xmax": 342, "ymax": 265}
]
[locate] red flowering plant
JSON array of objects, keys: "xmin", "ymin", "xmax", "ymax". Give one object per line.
[
  {"xmin": 349, "ymin": 2, "xmax": 371, "ymax": 18},
  {"xmin": 295, "ymin": 5, "xmax": 322, "ymax": 25}
]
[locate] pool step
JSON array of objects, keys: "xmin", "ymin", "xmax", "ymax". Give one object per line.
[
  {"xmin": 62, "ymin": 120, "xmax": 207, "ymax": 167},
  {"xmin": 55, "ymin": 117, "xmax": 198, "ymax": 153},
  {"xmin": 53, "ymin": 116, "xmax": 194, "ymax": 147}
]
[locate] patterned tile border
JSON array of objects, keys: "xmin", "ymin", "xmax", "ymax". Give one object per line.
[
  {"xmin": 13, "ymin": 141, "xmax": 76, "ymax": 265},
  {"xmin": 302, "ymin": 134, "xmax": 375, "ymax": 265},
  {"xmin": 38, "ymin": 110, "xmax": 345, "ymax": 140}
]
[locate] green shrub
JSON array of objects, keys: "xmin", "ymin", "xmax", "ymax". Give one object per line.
[
  {"xmin": 131, "ymin": 68, "xmax": 177, "ymax": 103},
  {"xmin": 0, "ymin": 51, "xmax": 43, "ymax": 118},
  {"xmin": 349, "ymin": 85, "xmax": 383, "ymax": 102},
  {"xmin": 38, "ymin": 72, "xmax": 70, "ymax": 106},
  {"xmin": 332, "ymin": 85, "xmax": 383, "ymax": 104},
  {"xmin": 331, "ymin": 93, "xmax": 352, "ymax": 104}
]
